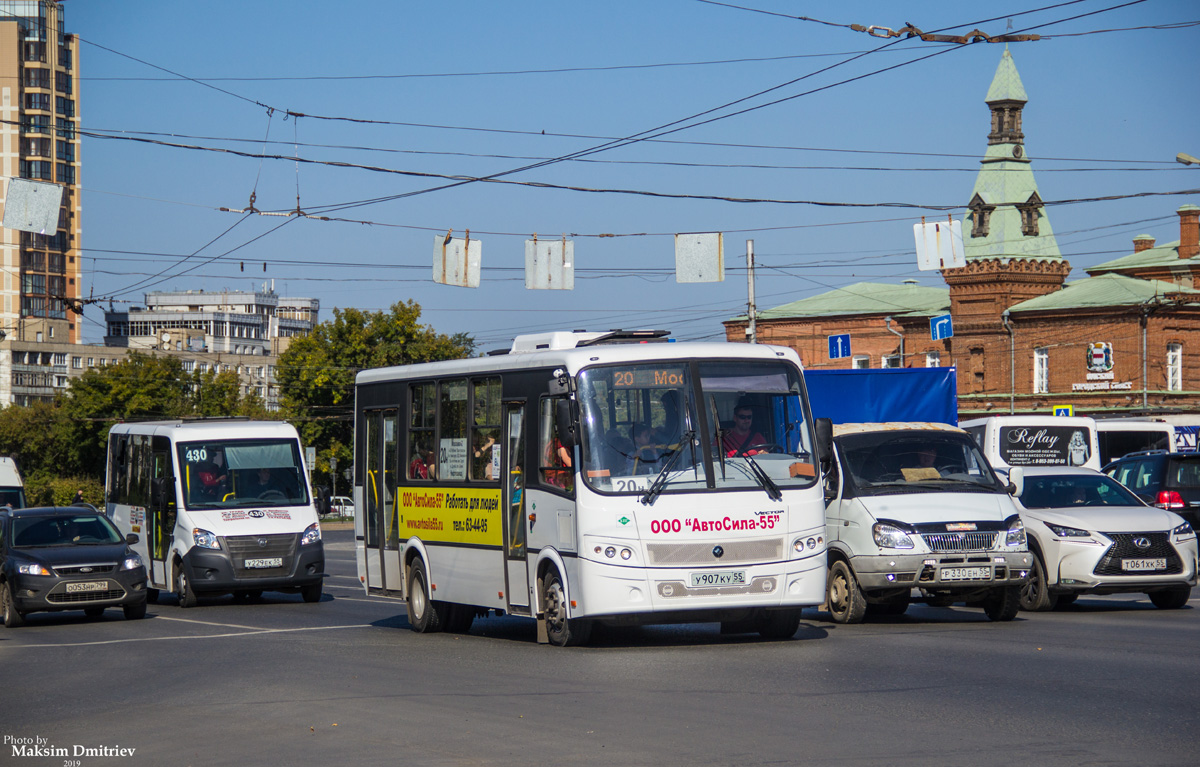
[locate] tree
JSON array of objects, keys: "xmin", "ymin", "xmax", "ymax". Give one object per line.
[
  {"xmin": 276, "ymin": 300, "xmax": 473, "ymax": 479},
  {"xmin": 0, "ymin": 352, "xmax": 273, "ymax": 485}
]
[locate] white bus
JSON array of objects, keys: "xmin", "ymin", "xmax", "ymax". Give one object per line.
[
  {"xmin": 354, "ymin": 330, "xmax": 829, "ymax": 646},
  {"xmin": 106, "ymin": 420, "xmax": 325, "ymax": 606}
]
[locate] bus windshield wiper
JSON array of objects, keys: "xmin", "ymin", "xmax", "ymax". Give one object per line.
[
  {"xmin": 710, "ymin": 396, "xmax": 726, "ymax": 480},
  {"xmin": 741, "ymin": 451, "xmax": 782, "ymax": 502},
  {"xmin": 641, "ymin": 429, "xmax": 695, "ymax": 506}
]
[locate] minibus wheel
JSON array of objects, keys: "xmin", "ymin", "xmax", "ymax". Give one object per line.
[
  {"xmin": 827, "ymin": 561, "xmax": 866, "ymax": 624},
  {"xmin": 176, "ymin": 564, "xmax": 198, "ymax": 608}
]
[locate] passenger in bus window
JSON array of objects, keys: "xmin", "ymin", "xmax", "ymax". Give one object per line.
[
  {"xmin": 197, "ymin": 450, "xmax": 227, "ymax": 497},
  {"xmin": 409, "ymin": 444, "xmax": 432, "ymax": 480},
  {"xmin": 473, "ymin": 432, "xmax": 497, "ymax": 480}
]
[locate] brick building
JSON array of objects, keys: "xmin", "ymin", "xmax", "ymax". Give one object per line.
[{"xmin": 725, "ymin": 49, "xmax": 1200, "ymax": 420}]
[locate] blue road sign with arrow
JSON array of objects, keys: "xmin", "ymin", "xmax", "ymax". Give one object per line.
[
  {"xmin": 931, "ymin": 314, "xmax": 954, "ymax": 341},
  {"xmin": 828, "ymin": 334, "xmax": 851, "ymax": 360}
]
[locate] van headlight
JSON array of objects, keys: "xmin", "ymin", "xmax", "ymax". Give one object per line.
[
  {"xmin": 122, "ymin": 553, "xmax": 145, "ymax": 570},
  {"xmin": 872, "ymin": 523, "xmax": 914, "ymax": 550},
  {"xmin": 1004, "ymin": 516, "xmax": 1027, "ymax": 546},
  {"xmin": 301, "ymin": 523, "xmax": 321, "ymax": 546},
  {"xmin": 192, "ymin": 528, "xmax": 220, "ymax": 549}
]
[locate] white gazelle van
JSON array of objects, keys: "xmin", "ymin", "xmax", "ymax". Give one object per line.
[
  {"xmin": 961, "ymin": 415, "xmax": 1101, "ymax": 472},
  {"xmin": 105, "ymin": 420, "xmax": 325, "ymax": 606}
]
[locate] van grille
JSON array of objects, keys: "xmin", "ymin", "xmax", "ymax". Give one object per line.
[
  {"xmin": 921, "ymin": 532, "xmax": 997, "ymax": 553},
  {"xmin": 645, "ymin": 537, "xmax": 783, "ymax": 566},
  {"xmin": 226, "ymin": 534, "xmax": 297, "ymax": 578}
]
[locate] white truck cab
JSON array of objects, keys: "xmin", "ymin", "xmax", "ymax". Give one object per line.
[{"xmin": 820, "ymin": 422, "xmax": 1032, "ymax": 623}]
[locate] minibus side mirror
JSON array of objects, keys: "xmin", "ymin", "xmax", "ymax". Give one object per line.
[
  {"xmin": 150, "ymin": 477, "xmax": 174, "ymax": 509},
  {"xmin": 556, "ymin": 398, "xmax": 579, "ymax": 450},
  {"xmin": 814, "ymin": 418, "xmax": 834, "ymax": 471}
]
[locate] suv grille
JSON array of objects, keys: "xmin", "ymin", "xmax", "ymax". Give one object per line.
[
  {"xmin": 1093, "ymin": 532, "xmax": 1183, "ymax": 576},
  {"xmin": 226, "ymin": 534, "xmax": 297, "ymax": 578},
  {"xmin": 921, "ymin": 532, "xmax": 997, "ymax": 553}
]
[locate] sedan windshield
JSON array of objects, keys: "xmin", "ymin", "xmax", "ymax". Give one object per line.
[
  {"xmin": 1019, "ymin": 473, "xmax": 1144, "ymax": 509},
  {"xmin": 837, "ymin": 430, "xmax": 1003, "ymax": 496},
  {"xmin": 12, "ymin": 514, "xmax": 123, "ymax": 547},
  {"xmin": 577, "ymin": 359, "xmax": 818, "ymax": 496},
  {"xmin": 179, "ymin": 439, "xmax": 309, "ymax": 509}
]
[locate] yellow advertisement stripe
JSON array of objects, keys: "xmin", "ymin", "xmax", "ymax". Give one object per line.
[{"xmin": 399, "ymin": 487, "xmax": 504, "ymax": 547}]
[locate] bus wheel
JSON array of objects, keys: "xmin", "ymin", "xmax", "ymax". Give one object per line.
[
  {"xmin": 757, "ymin": 609, "xmax": 802, "ymax": 640},
  {"xmin": 541, "ymin": 570, "xmax": 591, "ymax": 647},
  {"xmin": 176, "ymin": 564, "xmax": 198, "ymax": 608},
  {"xmin": 301, "ymin": 582, "xmax": 323, "ymax": 603},
  {"xmin": 827, "ymin": 561, "xmax": 866, "ymax": 624},
  {"xmin": 406, "ymin": 559, "xmax": 442, "ymax": 633}
]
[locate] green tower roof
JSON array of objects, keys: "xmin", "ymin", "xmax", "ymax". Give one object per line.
[{"xmin": 985, "ymin": 48, "xmax": 1028, "ymax": 103}]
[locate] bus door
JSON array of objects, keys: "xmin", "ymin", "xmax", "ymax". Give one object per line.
[
  {"xmin": 148, "ymin": 436, "xmax": 175, "ymax": 588},
  {"xmin": 363, "ymin": 408, "xmax": 402, "ymax": 594},
  {"xmin": 503, "ymin": 402, "xmax": 532, "ymax": 614}
]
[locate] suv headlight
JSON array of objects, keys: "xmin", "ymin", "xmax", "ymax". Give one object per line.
[
  {"xmin": 1172, "ymin": 521, "xmax": 1195, "ymax": 540},
  {"xmin": 122, "ymin": 553, "xmax": 144, "ymax": 570},
  {"xmin": 192, "ymin": 528, "xmax": 220, "ymax": 549},
  {"xmin": 1046, "ymin": 523, "xmax": 1090, "ymax": 538},
  {"xmin": 1004, "ymin": 515, "xmax": 1027, "ymax": 547},
  {"xmin": 301, "ymin": 523, "xmax": 321, "ymax": 546},
  {"xmin": 872, "ymin": 522, "xmax": 914, "ymax": 550},
  {"xmin": 17, "ymin": 562, "xmax": 52, "ymax": 576}
]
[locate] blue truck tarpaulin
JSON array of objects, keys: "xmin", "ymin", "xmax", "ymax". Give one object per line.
[{"xmin": 804, "ymin": 368, "xmax": 958, "ymax": 426}]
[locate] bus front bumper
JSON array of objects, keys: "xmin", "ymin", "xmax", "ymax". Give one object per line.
[
  {"xmin": 182, "ymin": 540, "xmax": 325, "ymax": 594},
  {"xmin": 574, "ymin": 554, "xmax": 825, "ymax": 619}
]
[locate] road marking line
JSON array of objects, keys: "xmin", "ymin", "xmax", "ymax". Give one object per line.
[
  {"xmin": 12, "ymin": 623, "xmax": 374, "ymax": 648},
  {"xmin": 155, "ymin": 616, "xmax": 266, "ymax": 630}
]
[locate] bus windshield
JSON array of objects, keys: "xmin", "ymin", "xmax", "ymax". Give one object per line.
[
  {"xmin": 577, "ymin": 359, "xmax": 818, "ymax": 496},
  {"xmin": 178, "ymin": 439, "xmax": 309, "ymax": 510}
]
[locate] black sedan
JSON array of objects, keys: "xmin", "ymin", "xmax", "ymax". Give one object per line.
[{"xmin": 1, "ymin": 506, "xmax": 148, "ymax": 627}]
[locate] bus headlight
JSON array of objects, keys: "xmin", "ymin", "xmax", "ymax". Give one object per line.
[
  {"xmin": 301, "ymin": 523, "xmax": 321, "ymax": 546},
  {"xmin": 192, "ymin": 528, "xmax": 220, "ymax": 550}
]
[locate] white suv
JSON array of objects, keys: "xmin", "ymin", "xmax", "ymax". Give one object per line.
[{"xmin": 1011, "ymin": 466, "xmax": 1198, "ymax": 611}]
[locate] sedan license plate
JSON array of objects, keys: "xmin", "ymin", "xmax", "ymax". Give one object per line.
[
  {"xmin": 940, "ymin": 566, "xmax": 991, "ymax": 582},
  {"xmin": 66, "ymin": 580, "xmax": 107, "ymax": 593},
  {"xmin": 690, "ymin": 570, "xmax": 746, "ymax": 587},
  {"xmin": 1121, "ymin": 558, "xmax": 1166, "ymax": 572},
  {"xmin": 244, "ymin": 557, "xmax": 283, "ymax": 569}
]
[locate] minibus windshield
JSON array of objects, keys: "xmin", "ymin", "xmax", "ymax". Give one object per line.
[{"xmin": 178, "ymin": 439, "xmax": 309, "ymax": 509}]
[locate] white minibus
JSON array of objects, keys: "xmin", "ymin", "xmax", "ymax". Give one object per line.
[
  {"xmin": 1095, "ymin": 419, "xmax": 1176, "ymax": 466},
  {"xmin": 354, "ymin": 330, "xmax": 829, "ymax": 645},
  {"xmin": 106, "ymin": 420, "xmax": 324, "ymax": 606},
  {"xmin": 961, "ymin": 415, "xmax": 1100, "ymax": 472}
]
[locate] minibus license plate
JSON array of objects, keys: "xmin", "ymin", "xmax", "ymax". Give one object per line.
[
  {"xmin": 690, "ymin": 570, "xmax": 745, "ymax": 587},
  {"xmin": 1121, "ymin": 558, "xmax": 1166, "ymax": 572},
  {"xmin": 245, "ymin": 557, "xmax": 283, "ymax": 569},
  {"xmin": 940, "ymin": 566, "xmax": 991, "ymax": 581},
  {"xmin": 66, "ymin": 581, "xmax": 107, "ymax": 593}
]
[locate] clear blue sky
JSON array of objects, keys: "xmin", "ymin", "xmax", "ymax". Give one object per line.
[{"xmin": 66, "ymin": 1, "xmax": 1199, "ymax": 350}]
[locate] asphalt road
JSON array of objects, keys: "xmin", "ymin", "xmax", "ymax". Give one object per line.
[{"xmin": 2, "ymin": 528, "xmax": 1198, "ymax": 767}]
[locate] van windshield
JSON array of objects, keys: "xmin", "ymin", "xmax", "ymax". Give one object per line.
[
  {"xmin": 178, "ymin": 439, "xmax": 309, "ymax": 510},
  {"xmin": 836, "ymin": 430, "xmax": 1003, "ymax": 496}
]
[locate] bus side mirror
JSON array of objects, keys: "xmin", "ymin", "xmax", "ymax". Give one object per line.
[
  {"xmin": 556, "ymin": 398, "xmax": 579, "ymax": 449},
  {"xmin": 814, "ymin": 418, "xmax": 834, "ymax": 471}
]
